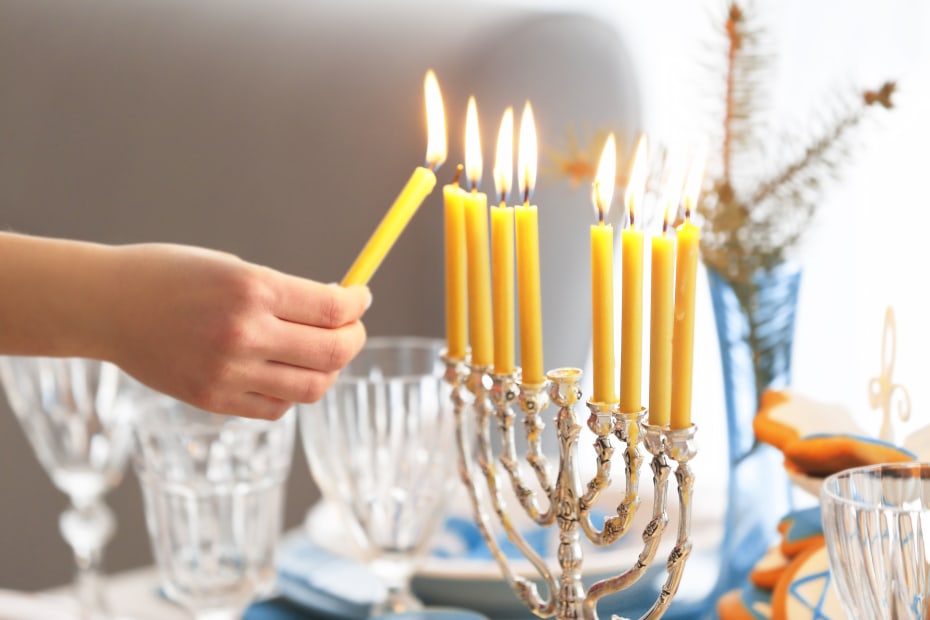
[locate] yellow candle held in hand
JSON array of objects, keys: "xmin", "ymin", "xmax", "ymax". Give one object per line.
[
  {"xmin": 342, "ymin": 70, "xmax": 447, "ymax": 286},
  {"xmin": 670, "ymin": 149, "xmax": 707, "ymax": 429},
  {"xmin": 443, "ymin": 165, "xmax": 468, "ymax": 360},
  {"xmin": 620, "ymin": 136, "xmax": 647, "ymax": 414},
  {"xmin": 515, "ymin": 102, "xmax": 545, "ymax": 384},
  {"xmin": 463, "ymin": 96, "xmax": 494, "ymax": 368},
  {"xmin": 648, "ymin": 158, "xmax": 685, "ymax": 427},
  {"xmin": 591, "ymin": 133, "xmax": 618, "ymax": 404},
  {"xmin": 491, "ymin": 108, "xmax": 515, "ymax": 375}
]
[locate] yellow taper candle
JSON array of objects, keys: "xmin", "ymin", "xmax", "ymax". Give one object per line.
[
  {"xmin": 515, "ymin": 102, "xmax": 544, "ymax": 384},
  {"xmin": 491, "ymin": 205, "xmax": 515, "ymax": 374},
  {"xmin": 491, "ymin": 108, "xmax": 516, "ymax": 375},
  {"xmin": 342, "ymin": 70, "xmax": 447, "ymax": 286},
  {"xmin": 620, "ymin": 136, "xmax": 648, "ymax": 413},
  {"xmin": 649, "ymin": 230, "xmax": 674, "ymax": 426},
  {"xmin": 443, "ymin": 165, "xmax": 468, "ymax": 360},
  {"xmin": 649, "ymin": 191, "xmax": 682, "ymax": 426},
  {"xmin": 591, "ymin": 134, "xmax": 618, "ymax": 404},
  {"xmin": 463, "ymin": 96, "xmax": 494, "ymax": 368},
  {"xmin": 670, "ymin": 150, "xmax": 706, "ymax": 429}
]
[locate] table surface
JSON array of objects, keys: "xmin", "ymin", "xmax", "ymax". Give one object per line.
[{"xmin": 45, "ymin": 566, "xmax": 186, "ymax": 619}]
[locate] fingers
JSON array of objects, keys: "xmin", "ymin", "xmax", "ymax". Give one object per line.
[
  {"xmin": 271, "ymin": 271, "xmax": 371, "ymax": 328},
  {"xmin": 196, "ymin": 363, "xmax": 337, "ymax": 419},
  {"xmin": 232, "ymin": 392, "xmax": 294, "ymax": 420},
  {"xmin": 260, "ymin": 319, "xmax": 367, "ymax": 373},
  {"xmin": 249, "ymin": 362, "xmax": 340, "ymax": 405}
]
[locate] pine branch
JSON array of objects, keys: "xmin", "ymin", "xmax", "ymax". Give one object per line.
[{"xmin": 749, "ymin": 82, "xmax": 896, "ymax": 206}]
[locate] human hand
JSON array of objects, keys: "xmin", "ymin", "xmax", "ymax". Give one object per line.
[{"xmin": 98, "ymin": 243, "xmax": 370, "ymax": 419}]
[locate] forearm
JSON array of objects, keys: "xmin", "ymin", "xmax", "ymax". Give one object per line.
[{"xmin": 0, "ymin": 232, "xmax": 116, "ymax": 359}]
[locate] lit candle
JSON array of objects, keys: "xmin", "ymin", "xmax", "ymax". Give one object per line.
[
  {"xmin": 491, "ymin": 108, "xmax": 515, "ymax": 375},
  {"xmin": 591, "ymin": 134, "xmax": 618, "ymax": 404},
  {"xmin": 462, "ymin": 96, "xmax": 494, "ymax": 368},
  {"xmin": 444, "ymin": 165, "xmax": 468, "ymax": 360},
  {"xmin": 342, "ymin": 70, "xmax": 447, "ymax": 286},
  {"xmin": 648, "ymin": 157, "xmax": 685, "ymax": 427},
  {"xmin": 670, "ymin": 149, "xmax": 707, "ymax": 429},
  {"xmin": 514, "ymin": 102, "xmax": 545, "ymax": 385},
  {"xmin": 620, "ymin": 136, "xmax": 648, "ymax": 414}
]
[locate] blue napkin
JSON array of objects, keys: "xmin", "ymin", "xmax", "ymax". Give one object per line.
[{"xmin": 271, "ymin": 538, "xmax": 386, "ymax": 619}]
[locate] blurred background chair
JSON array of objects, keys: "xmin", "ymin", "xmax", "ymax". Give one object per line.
[{"xmin": 0, "ymin": 0, "xmax": 642, "ymax": 593}]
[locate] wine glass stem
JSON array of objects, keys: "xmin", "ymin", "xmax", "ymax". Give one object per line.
[
  {"xmin": 60, "ymin": 501, "xmax": 115, "ymax": 620},
  {"xmin": 74, "ymin": 545, "xmax": 109, "ymax": 619},
  {"xmin": 371, "ymin": 556, "xmax": 423, "ymax": 615}
]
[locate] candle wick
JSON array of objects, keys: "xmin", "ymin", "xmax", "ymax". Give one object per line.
[
  {"xmin": 628, "ymin": 207, "xmax": 635, "ymax": 229},
  {"xmin": 499, "ymin": 192, "xmax": 507, "ymax": 206},
  {"xmin": 662, "ymin": 217, "xmax": 668, "ymax": 234},
  {"xmin": 523, "ymin": 187, "xmax": 530, "ymax": 206},
  {"xmin": 452, "ymin": 164, "xmax": 463, "ymax": 187}
]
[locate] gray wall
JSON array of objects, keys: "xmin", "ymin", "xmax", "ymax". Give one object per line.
[{"xmin": 0, "ymin": 0, "xmax": 639, "ymax": 590}]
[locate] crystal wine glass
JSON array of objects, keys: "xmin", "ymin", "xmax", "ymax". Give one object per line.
[
  {"xmin": 132, "ymin": 396, "xmax": 295, "ymax": 620},
  {"xmin": 298, "ymin": 336, "xmax": 455, "ymax": 617},
  {"xmin": 0, "ymin": 356, "xmax": 138, "ymax": 620},
  {"xmin": 821, "ymin": 462, "xmax": 930, "ymax": 619}
]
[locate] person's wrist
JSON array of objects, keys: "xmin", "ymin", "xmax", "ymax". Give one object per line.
[{"xmin": 72, "ymin": 242, "xmax": 125, "ymax": 363}]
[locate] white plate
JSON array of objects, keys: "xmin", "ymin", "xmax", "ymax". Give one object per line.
[{"xmin": 302, "ymin": 480, "xmax": 724, "ymax": 618}]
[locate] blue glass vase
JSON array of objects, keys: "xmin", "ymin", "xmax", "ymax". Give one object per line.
[{"xmin": 706, "ymin": 261, "xmax": 802, "ymax": 606}]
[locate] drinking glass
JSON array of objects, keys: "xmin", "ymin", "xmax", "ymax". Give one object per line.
[
  {"xmin": 821, "ymin": 462, "xmax": 930, "ymax": 619},
  {"xmin": 298, "ymin": 336, "xmax": 454, "ymax": 616},
  {"xmin": 0, "ymin": 356, "xmax": 137, "ymax": 620},
  {"xmin": 132, "ymin": 397, "xmax": 295, "ymax": 620}
]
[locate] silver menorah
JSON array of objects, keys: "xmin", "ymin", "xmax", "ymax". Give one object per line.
[{"xmin": 442, "ymin": 354, "xmax": 698, "ymax": 620}]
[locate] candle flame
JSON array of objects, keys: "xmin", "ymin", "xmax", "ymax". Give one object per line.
[
  {"xmin": 661, "ymin": 151, "xmax": 687, "ymax": 234},
  {"xmin": 592, "ymin": 133, "xmax": 617, "ymax": 223},
  {"xmin": 424, "ymin": 70, "xmax": 447, "ymax": 170},
  {"xmin": 517, "ymin": 101, "xmax": 537, "ymax": 205},
  {"xmin": 624, "ymin": 135, "xmax": 648, "ymax": 228},
  {"xmin": 494, "ymin": 107, "xmax": 514, "ymax": 204},
  {"xmin": 682, "ymin": 142, "xmax": 707, "ymax": 219},
  {"xmin": 465, "ymin": 96, "xmax": 483, "ymax": 190}
]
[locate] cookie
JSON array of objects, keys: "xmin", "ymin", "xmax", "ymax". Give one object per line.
[
  {"xmin": 783, "ymin": 433, "xmax": 915, "ymax": 477},
  {"xmin": 717, "ymin": 585, "xmax": 773, "ymax": 620},
  {"xmin": 777, "ymin": 507, "xmax": 824, "ymax": 559},
  {"xmin": 754, "ymin": 389, "xmax": 914, "ymax": 478},
  {"xmin": 753, "ymin": 390, "xmax": 862, "ymax": 452},
  {"xmin": 749, "ymin": 544, "xmax": 790, "ymax": 590},
  {"xmin": 771, "ymin": 541, "xmax": 847, "ymax": 620}
]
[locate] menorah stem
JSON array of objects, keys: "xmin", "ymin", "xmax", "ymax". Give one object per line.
[
  {"xmin": 578, "ymin": 401, "xmax": 616, "ymax": 546},
  {"xmin": 549, "ymin": 369, "xmax": 587, "ymax": 620},
  {"xmin": 583, "ymin": 425, "xmax": 671, "ymax": 620},
  {"xmin": 520, "ymin": 381, "xmax": 556, "ymax": 509},
  {"xmin": 615, "ymin": 411, "xmax": 645, "ymax": 538},
  {"xmin": 444, "ymin": 358, "xmax": 524, "ymax": 592},
  {"xmin": 579, "ymin": 408, "xmax": 646, "ymax": 546},
  {"xmin": 459, "ymin": 362, "xmax": 558, "ymax": 617},
  {"xmin": 493, "ymin": 374, "xmax": 555, "ymax": 525},
  {"xmin": 640, "ymin": 426, "xmax": 697, "ymax": 620}
]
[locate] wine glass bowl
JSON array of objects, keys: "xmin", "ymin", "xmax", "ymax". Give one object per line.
[
  {"xmin": 821, "ymin": 462, "xmax": 930, "ymax": 620},
  {"xmin": 131, "ymin": 397, "xmax": 296, "ymax": 620},
  {"xmin": 298, "ymin": 336, "xmax": 454, "ymax": 617},
  {"xmin": 0, "ymin": 356, "xmax": 137, "ymax": 619}
]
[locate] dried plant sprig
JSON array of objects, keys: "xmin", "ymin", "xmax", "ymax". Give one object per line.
[{"xmin": 696, "ymin": 1, "xmax": 895, "ymax": 283}]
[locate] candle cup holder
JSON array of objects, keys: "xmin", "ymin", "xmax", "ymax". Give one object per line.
[{"xmin": 442, "ymin": 354, "xmax": 698, "ymax": 620}]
